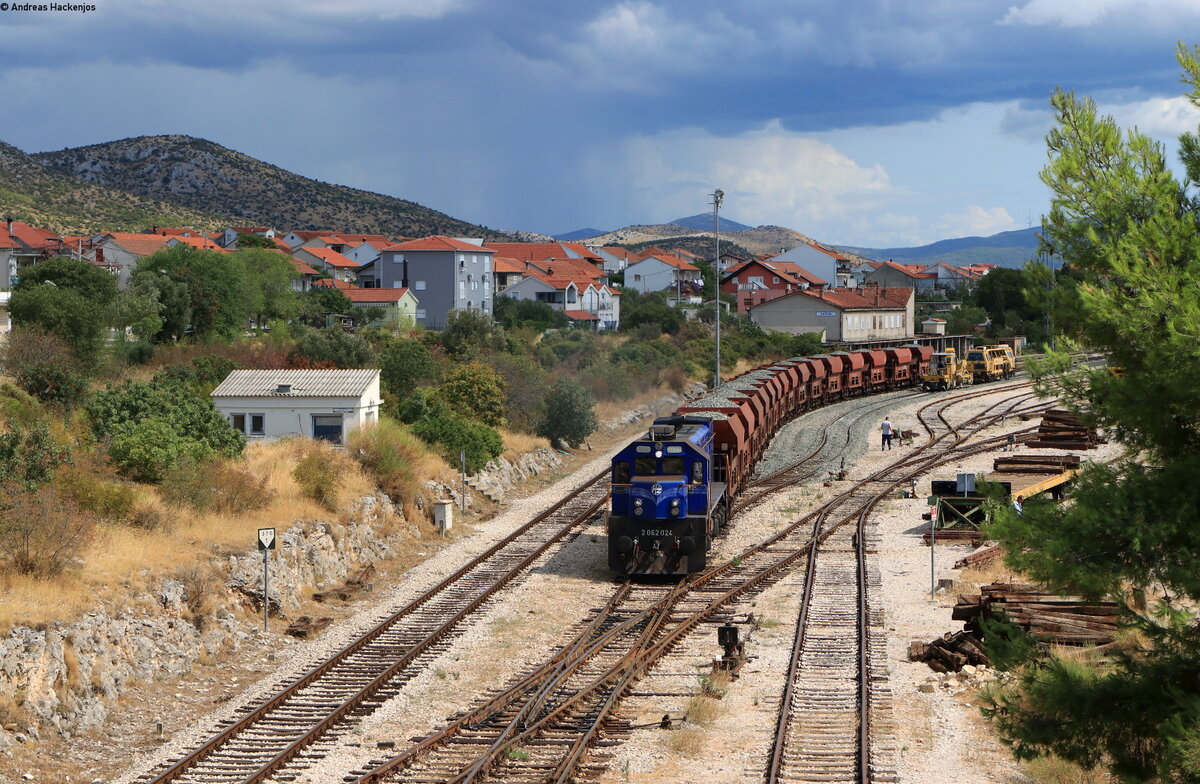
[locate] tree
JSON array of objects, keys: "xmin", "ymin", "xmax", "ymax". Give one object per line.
[
  {"xmin": 620, "ymin": 291, "xmax": 684, "ymax": 335},
  {"xmin": 9, "ymin": 259, "xmax": 115, "ymax": 364},
  {"xmin": 288, "ymin": 327, "xmax": 374, "ymax": 368},
  {"xmin": 379, "ymin": 338, "xmax": 438, "ymax": 398},
  {"xmin": 493, "ymin": 296, "xmax": 568, "ymax": 330},
  {"xmin": 974, "ymin": 267, "xmax": 1034, "ymax": 330},
  {"xmin": 4, "ymin": 326, "xmax": 89, "ymax": 407},
  {"xmin": 440, "ymin": 308, "xmax": 503, "ymax": 360},
  {"xmin": 236, "ymin": 232, "xmax": 277, "ymax": 249},
  {"xmin": 235, "ymin": 248, "xmax": 300, "ymax": 330},
  {"xmin": 538, "ymin": 377, "xmax": 597, "ymax": 447},
  {"xmin": 432, "ymin": 362, "xmax": 507, "ymax": 427},
  {"xmin": 981, "ymin": 46, "xmax": 1200, "ymax": 781},
  {"xmin": 138, "ymin": 245, "xmax": 253, "ymax": 339},
  {"xmin": 301, "ymin": 286, "xmax": 354, "ymax": 327}
]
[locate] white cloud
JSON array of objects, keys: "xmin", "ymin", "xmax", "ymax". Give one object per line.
[
  {"xmin": 934, "ymin": 205, "xmax": 1017, "ymax": 238},
  {"xmin": 1000, "ymin": 0, "xmax": 1200, "ymax": 27},
  {"xmin": 1107, "ymin": 95, "xmax": 1200, "ymax": 138},
  {"xmin": 590, "ymin": 120, "xmax": 894, "ymax": 227}
]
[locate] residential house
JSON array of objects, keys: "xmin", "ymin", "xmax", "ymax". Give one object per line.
[
  {"xmin": 293, "ymin": 247, "xmax": 360, "ymax": 284},
  {"xmin": 500, "ymin": 269, "xmax": 621, "ymax": 330},
  {"xmin": 341, "ymin": 287, "xmax": 419, "ymax": 329},
  {"xmin": 749, "ymin": 287, "xmax": 914, "ymax": 342},
  {"xmin": 86, "ymin": 232, "xmax": 169, "ymax": 288},
  {"xmin": 623, "ymin": 252, "xmax": 702, "ymax": 300},
  {"xmin": 587, "ymin": 245, "xmax": 639, "ymax": 274},
  {"xmin": 485, "ymin": 241, "xmax": 605, "ymax": 270},
  {"xmin": 771, "ymin": 242, "xmax": 857, "ymax": 288},
  {"xmin": 721, "ymin": 259, "xmax": 826, "ymax": 314},
  {"xmin": 492, "ymin": 256, "xmax": 525, "ymax": 293},
  {"xmin": 210, "ymin": 368, "xmax": 382, "ymax": 445},
  {"xmin": 376, "ymin": 236, "xmax": 495, "ymax": 329},
  {"xmin": 863, "ymin": 260, "xmax": 938, "ymax": 292},
  {"xmin": 289, "ymin": 257, "xmax": 320, "ymax": 293},
  {"xmin": 165, "ymin": 235, "xmax": 227, "ymax": 252},
  {"xmin": 1, "ymin": 220, "xmax": 73, "ymax": 288},
  {"xmin": 921, "ymin": 262, "xmax": 986, "ymax": 290},
  {"xmin": 217, "ymin": 226, "xmax": 276, "ymax": 248},
  {"xmin": 716, "ymin": 251, "xmax": 748, "ymax": 274}
]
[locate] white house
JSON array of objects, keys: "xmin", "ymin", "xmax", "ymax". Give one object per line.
[
  {"xmin": 210, "ymin": 369, "xmax": 382, "ymax": 445},
  {"xmin": 623, "ymin": 253, "xmax": 702, "ymax": 296}
]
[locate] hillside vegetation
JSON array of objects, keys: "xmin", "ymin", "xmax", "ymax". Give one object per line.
[
  {"xmin": 32, "ymin": 135, "xmax": 510, "ymax": 238},
  {"xmin": 0, "ymin": 141, "xmax": 230, "ymax": 235}
]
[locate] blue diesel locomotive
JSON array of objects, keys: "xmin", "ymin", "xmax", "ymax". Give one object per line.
[{"xmin": 607, "ymin": 416, "xmax": 729, "ymax": 575}]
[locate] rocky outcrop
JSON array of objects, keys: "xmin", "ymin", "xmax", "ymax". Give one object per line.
[
  {"xmin": 603, "ymin": 384, "xmax": 706, "ymax": 432},
  {"xmin": 466, "ymin": 448, "xmax": 565, "ymax": 502},
  {"xmin": 0, "ymin": 493, "xmax": 422, "ymax": 746}
]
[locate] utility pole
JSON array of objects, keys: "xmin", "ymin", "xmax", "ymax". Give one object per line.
[{"xmin": 712, "ymin": 188, "xmax": 724, "ymax": 389}]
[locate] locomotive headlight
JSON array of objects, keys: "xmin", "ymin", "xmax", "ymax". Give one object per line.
[
  {"xmin": 633, "ymin": 498, "xmax": 644, "ymax": 515},
  {"xmin": 669, "ymin": 499, "xmax": 681, "ymax": 517}
]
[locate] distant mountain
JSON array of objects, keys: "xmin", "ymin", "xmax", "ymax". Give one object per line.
[
  {"xmin": 0, "ymin": 140, "xmax": 230, "ymax": 235},
  {"xmin": 586, "ymin": 223, "xmax": 814, "ymax": 258},
  {"xmin": 839, "ymin": 227, "xmax": 1047, "ymax": 269},
  {"xmin": 32, "ymin": 135, "xmax": 508, "ymax": 239},
  {"xmin": 553, "ymin": 228, "xmax": 608, "ymax": 242},
  {"xmin": 668, "ymin": 213, "xmax": 754, "ymax": 233}
]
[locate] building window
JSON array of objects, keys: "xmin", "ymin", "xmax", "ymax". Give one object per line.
[
  {"xmin": 393, "ymin": 254, "xmax": 405, "ymax": 263},
  {"xmin": 484, "ymin": 258, "xmax": 491, "ymax": 272},
  {"xmin": 250, "ymin": 414, "xmax": 265, "ymax": 436},
  {"xmin": 773, "ymin": 276, "xmax": 780, "ymax": 283},
  {"xmin": 231, "ymin": 413, "xmax": 246, "ymax": 432},
  {"xmin": 415, "ymin": 280, "xmax": 427, "ymax": 290},
  {"xmin": 312, "ymin": 414, "xmax": 343, "ymax": 444},
  {"xmin": 459, "ymin": 281, "xmax": 465, "ymax": 297}
]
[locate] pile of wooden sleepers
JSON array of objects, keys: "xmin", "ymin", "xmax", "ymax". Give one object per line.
[
  {"xmin": 992, "ymin": 454, "xmax": 1081, "ymax": 474},
  {"xmin": 1025, "ymin": 409, "xmax": 1104, "ymax": 450},
  {"xmin": 952, "ymin": 581, "xmax": 1120, "ymax": 645}
]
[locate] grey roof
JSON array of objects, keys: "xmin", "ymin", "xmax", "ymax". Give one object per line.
[{"xmin": 211, "ymin": 369, "xmax": 380, "ymax": 398}]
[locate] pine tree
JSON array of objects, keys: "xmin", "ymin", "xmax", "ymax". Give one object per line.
[{"xmin": 982, "ymin": 44, "xmax": 1200, "ymax": 781}]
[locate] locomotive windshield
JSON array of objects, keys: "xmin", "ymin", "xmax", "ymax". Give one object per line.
[
  {"xmin": 661, "ymin": 457, "xmax": 684, "ymax": 475},
  {"xmin": 613, "ymin": 462, "xmax": 630, "ymax": 483},
  {"xmin": 634, "ymin": 456, "xmax": 657, "ymax": 475}
]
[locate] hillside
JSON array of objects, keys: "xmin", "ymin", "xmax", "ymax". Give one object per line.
[
  {"xmin": 584, "ymin": 223, "xmax": 816, "ymax": 258},
  {"xmin": 32, "ymin": 135, "xmax": 509, "ymax": 239},
  {"xmin": 839, "ymin": 227, "xmax": 1048, "ymax": 269},
  {"xmin": 667, "ymin": 212, "xmax": 754, "ymax": 233},
  {"xmin": 0, "ymin": 141, "xmax": 230, "ymax": 235}
]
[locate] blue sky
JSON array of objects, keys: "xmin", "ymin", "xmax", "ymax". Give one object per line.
[{"xmin": 2, "ymin": 0, "xmax": 1199, "ymax": 246}]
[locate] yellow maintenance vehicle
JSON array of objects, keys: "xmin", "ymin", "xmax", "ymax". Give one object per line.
[
  {"xmin": 965, "ymin": 345, "xmax": 1016, "ymax": 383},
  {"xmin": 922, "ymin": 348, "xmax": 974, "ymax": 391}
]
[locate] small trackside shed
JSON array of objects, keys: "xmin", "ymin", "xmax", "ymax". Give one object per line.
[{"xmin": 210, "ymin": 369, "xmax": 382, "ymax": 445}]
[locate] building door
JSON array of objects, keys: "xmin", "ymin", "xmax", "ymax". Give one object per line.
[{"xmin": 312, "ymin": 414, "xmax": 344, "ymax": 444}]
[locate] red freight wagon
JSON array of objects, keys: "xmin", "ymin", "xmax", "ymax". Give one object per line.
[
  {"xmin": 815, "ymin": 354, "xmax": 846, "ymax": 399},
  {"xmin": 804, "ymin": 358, "xmax": 826, "ymax": 402},
  {"xmin": 768, "ymin": 362, "xmax": 802, "ymax": 413},
  {"xmin": 835, "ymin": 351, "xmax": 866, "ymax": 394},
  {"xmin": 864, "ymin": 349, "xmax": 889, "ymax": 388},
  {"xmin": 884, "ymin": 347, "xmax": 913, "ymax": 388},
  {"xmin": 913, "ymin": 344, "xmax": 934, "ymax": 377}
]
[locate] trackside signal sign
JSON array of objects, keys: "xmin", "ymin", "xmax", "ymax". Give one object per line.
[{"xmin": 258, "ymin": 527, "xmax": 276, "ymax": 550}]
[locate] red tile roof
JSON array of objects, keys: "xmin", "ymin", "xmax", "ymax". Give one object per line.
[
  {"xmin": 313, "ymin": 277, "xmax": 354, "ymax": 289},
  {"xmin": 493, "ymin": 256, "xmax": 526, "ymax": 274},
  {"xmin": 98, "ymin": 232, "xmax": 169, "ymax": 257},
  {"xmin": 296, "ymin": 247, "xmax": 359, "ymax": 268},
  {"xmin": 384, "ymin": 235, "xmax": 493, "ymax": 253},
  {"xmin": 755, "ymin": 286, "xmax": 912, "ymax": 313},
  {"xmin": 145, "ymin": 227, "xmax": 200, "ymax": 237},
  {"xmin": 635, "ymin": 253, "xmax": 699, "ymax": 272},
  {"xmin": 343, "ymin": 288, "xmax": 413, "ymax": 303},
  {"xmin": 531, "ymin": 257, "xmax": 605, "ymax": 280},
  {"xmin": 564, "ymin": 309, "xmax": 599, "ymax": 321},
  {"xmin": 291, "ymin": 258, "xmax": 320, "ymax": 275},
  {"xmin": 484, "ymin": 242, "xmax": 602, "ymax": 264},
  {"xmin": 5, "ymin": 221, "xmax": 62, "ymax": 250}
]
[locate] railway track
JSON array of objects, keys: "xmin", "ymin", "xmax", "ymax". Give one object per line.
[
  {"xmin": 136, "ymin": 472, "xmax": 611, "ymax": 784},
  {"xmin": 347, "ymin": 384, "xmax": 1045, "ymax": 784}
]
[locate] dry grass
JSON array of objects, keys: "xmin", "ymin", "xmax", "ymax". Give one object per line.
[
  {"xmin": 684, "ymin": 695, "xmax": 722, "ymax": 726},
  {"xmin": 666, "ymin": 727, "xmax": 705, "ymax": 753},
  {"xmin": 500, "ymin": 430, "xmax": 551, "ymax": 461},
  {"xmin": 1023, "ymin": 756, "xmax": 1112, "ymax": 784},
  {"xmin": 594, "ymin": 382, "xmax": 680, "ymax": 422}
]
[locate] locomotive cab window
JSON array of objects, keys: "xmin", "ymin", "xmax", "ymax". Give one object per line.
[
  {"xmin": 661, "ymin": 457, "xmax": 684, "ymax": 475},
  {"xmin": 634, "ymin": 456, "xmax": 657, "ymax": 476},
  {"xmin": 613, "ymin": 462, "xmax": 630, "ymax": 484},
  {"xmin": 691, "ymin": 462, "xmax": 704, "ymax": 483}
]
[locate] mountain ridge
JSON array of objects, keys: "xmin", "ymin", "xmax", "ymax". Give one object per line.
[{"xmin": 31, "ymin": 135, "xmax": 508, "ymax": 239}]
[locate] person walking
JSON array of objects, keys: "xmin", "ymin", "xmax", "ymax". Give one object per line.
[
  {"xmin": 1012, "ymin": 495, "xmax": 1024, "ymax": 514},
  {"xmin": 881, "ymin": 416, "xmax": 893, "ymax": 450}
]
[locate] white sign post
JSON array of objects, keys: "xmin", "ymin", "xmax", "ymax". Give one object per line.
[{"xmin": 257, "ymin": 528, "xmax": 276, "ymax": 632}]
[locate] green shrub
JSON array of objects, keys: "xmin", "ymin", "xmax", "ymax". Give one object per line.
[
  {"xmin": 59, "ymin": 469, "xmax": 139, "ymax": 524},
  {"xmin": 5, "ymin": 326, "xmax": 90, "ymax": 407},
  {"xmin": 107, "ymin": 418, "xmax": 209, "ymax": 484},
  {"xmin": 411, "ymin": 411, "xmax": 502, "ymax": 474},
  {"xmin": 0, "ymin": 421, "xmax": 72, "ymax": 489},
  {"xmin": 160, "ymin": 457, "xmax": 274, "ymax": 514},
  {"xmin": 432, "ymin": 362, "xmax": 507, "ymax": 427},
  {"xmin": 87, "ymin": 379, "xmax": 244, "ymax": 458},
  {"xmin": 292, "ymin": 442, "xmax": 347, "ymax": 510},
  {"xmin": 538, "ymin": 378, "xmax": 598, "ymax": 447},
  {"xmin": 288, "ymin": 327, "xmax": 373, "ymax": 368},
  {"xmin": 347, "ymin": 418, "xmax": 426, "ymax": 510}
]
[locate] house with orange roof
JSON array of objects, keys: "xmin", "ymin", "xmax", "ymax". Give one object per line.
[
  {"xmin": 499, "ymin": 267, "xmax": 620, "ymax": 330},
  {"xmin": 341, "ymin": 286, "xmax": 419, "ymax": 329},
  {"xmin": 920, "ymin": 261, "xmax": 988, "ymax": 290},
  {"xmin": 166, "ymin": 235, "xmax": 228, "ymax": 252},
  {"xmin": 1, "ymin": 219, "xmax": 75, "ymax": 288},
  {"xmin": 293, "ymin": 246, "xmax": 361, "ymax": 284},
  {"xmin": 749, "ymin": 286, "xmax": 914, "ymax": 342},
  {"xmin": 483, "ymin": 241, "xmax": 605, "ymax": 269},
  {"xmin": 492, "ymin": 256, "xmax": 526, "ymax": 292},
  {"xmin": 376, "ymin": 236, "xmax": 495, "ymax": 329},
  {"xmin": 721, "ymin": 258, "xmax": 826, "ymax": 314},
  {"xmin": 85, "ymin": 232, "xmax": 169, "ymax": 288},
  {"xmin": 587, "ymin": 245, "xmax": 640, "ymax": 274},
  {"xmin": 864, "ymin": 260, "xmax": 939, "ymax": 292},
  {"xmin": 623, "ymin": 252, "xmax": 702, "ymax": 300},
  {"xmin": 770, "ymin": 242, "xmax": 859, "ymax": 289},
  {"xmin": 216, "ymin": 226, "xmax": 277, "ymax": 248}
]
